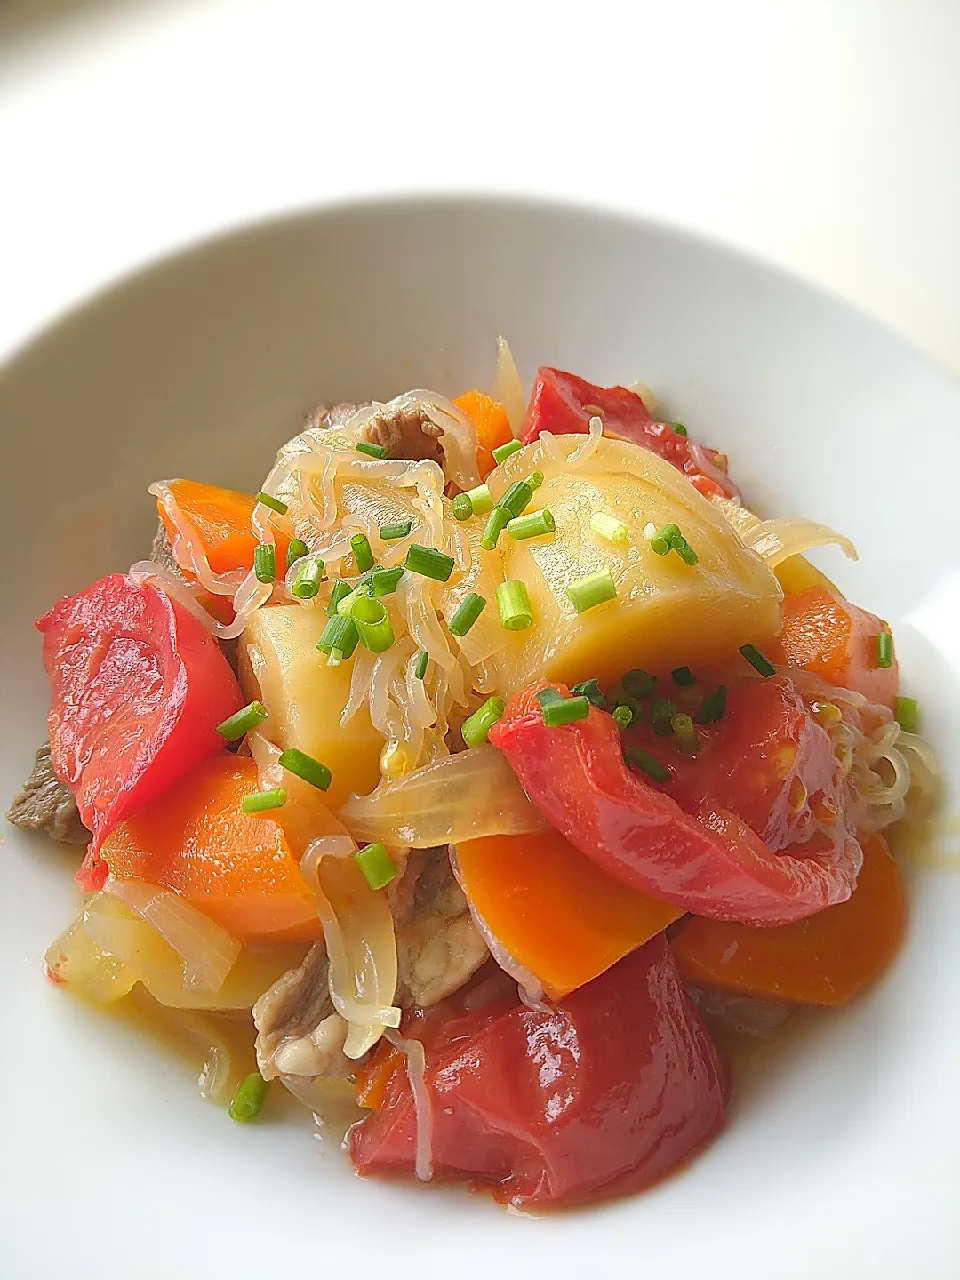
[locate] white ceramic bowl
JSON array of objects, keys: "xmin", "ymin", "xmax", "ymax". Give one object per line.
[{"xmin": 2, "ymin": 197, "xmax": 959, "ymax": 1279}]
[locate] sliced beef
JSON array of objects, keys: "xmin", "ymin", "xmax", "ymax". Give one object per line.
[
  {"xmin": 303, "ymin": 401, "xmax": 369, "ymax": 434},
  {"xmin": 6, "ymin": 743, "xmax": 88, "ymax": 845},
  {"xmin": 365, "ymin": 403, "xmax": 445, "ymax": 466},
  {"xmin": 252, "ymin": 941, "xmax": 353, "ymax": 1081}
]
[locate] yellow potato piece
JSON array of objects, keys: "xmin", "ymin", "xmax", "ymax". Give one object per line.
[
  {"xmin": 486, "ymin": 435, "xmax": 783, "ymax": 691},
  {"xmin": 238, "ymin": 604, "xmax": 383, "ymax": 808}
]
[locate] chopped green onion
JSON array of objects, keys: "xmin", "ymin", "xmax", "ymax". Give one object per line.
[
  {"xmin": 404, "ymin": 543, "xmax": 454, "ymax": 582},
  {"xmin": 278, "ymin": 748, "xmax": 332, "ymax": 791},
  {"xmin": 740, "ymin": 644, "xmax": 776, "ymax": 677},
  {"xmin": 625, "ymin": 746, "xmax": 671, "ymax": 784},
  {"xmin": 894, "ymin": 695, "xmax": 920, "ymax": 732},
  {"xmin": 336, "ymin": 583, "xmax": 372, "ymax": 617},
  {"xmin": 286, "ymin": 538, "xmax": 308, "ymax": 567},
  {"xmin": 650, "ymin": 522, "xmax": 681, "ymax": 555},
  {"xmin": 379, "ymin": 520, "xmax": 412, "ymax": 542},
  {"xmin": 356, "ymin": 440, "xmax": 388, "ymax": 459},
  {"xmin": 498, "ymin": 480, "xmax": 534, "ymax": 519},
  {"xmin": 481, "ymin": 506, "xmax": 510, "ymax": 550},
  {"xmin": 622, "ymin": 669, "xmax": 657, "ymax": 700},
  {"xmin": 242, "ymin": 787, "xmax": 287, "ymax": 813},
  {"xmin": 694, "ymin": 684, "xmax": 727, "ymax": 724},
  {"xmin": 414, "ymin": 650, "xmax": 429, "ymax": 680},
  {"xmin": 448, "ymin": 592, "xmax": 487, "ymax": 637},
  {"xmin": 672, "ymin": 422, "xmax": 688, "ymax": 438},
  {"xmin": 672, "ymin": 666, "xmax": 695, "ymax": 687},
  {"xmin": 465, "ymin": 483, "xmax": 493, "ymax": 515},
  {"xmin": 507, "ymin": 509, "xmax": 556, "ymax": 541},
  {"xmin": 571, "ymin": 678, "xmax": 605, "ymax": 707},
  {"xmin": 566, "ymin": 569, "xmax": 617, "ymax": 614},
  {"xmin": 366, "ymin": 565, "xmax": 404, "ymax": 596},
  {"xmin": 352, "ymin": 596, "xmax": 395, "ymax": 653},
  {"xmin": 351, "ymin": 532, "xmax": 374, "ymax": 573},
  {"xmin": 228, "ymin": 1072, "xmax": 269, "ymax": 1123},
  {"xmin": 355, "ymin": 841, "xmax": 398, "ymax": 891},
  {"xmin": 215, "ymin": 700, "xmax": 268, "ymax": 741},
  {"xmin": 492, "ymin": 438, "xmax": 523, "ymax": 465},
  {"xmin": 253, "ymin": 543, "xmax": 276, "ymax": 584},
  {"xmin": 536, "ymin": 689, "xmax": 590, "ymax": 727},
  {"xmin": 876, "ymin": 631, "xmax": 894, "ymax": 669},
  {"xmin": 527, "ymin": 469, "xmax": 544, "ymax": 490},
  {"xmin": 291, "ymin": 557, "xmax": 323, "ymax": 599},
  {"xmin": 317, "ymin": 615, "xmax": 359, "ymax": 664},
  {"xmin": 496, "ymin": 580, "xmax": 533, "ymax": 631},
  {"xmin": 590, "ymin": 512, "xmax": 629, "ymax": 544},
  {"xmin": 327, "ymin": 580, "xmax": 353, "ymax": 616},
  {"xmin": 257, "ymin": 490, "xmax": 288, "ymax": 515},
  {"xmin": 676, "ymin": 539, "xmax": 699, "ymax": 566},
  {"xmin": 452, "ymin": 493, "xmax": 473, "ymax": 522},
  {"xmin": 671, "ymin": 712, "xmax": 700, "ymax": 755},
  {"xmin": 612, "ymin": 692, "xmax": 643, "ymax": 722},
  {"xmin": 650, "ymin": 698, "xmax": 678, "ymax": 735},
  {"xmin": 461, "ymin": 696, "xmax": 506, "ymax": 747},
  {"xmin": 612, "ymin": 704, "xmax": 633, "ymax": 729}
]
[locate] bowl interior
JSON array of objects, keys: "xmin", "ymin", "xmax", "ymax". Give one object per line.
[{"xmin": 2, "ymin": 197, "xmax": 959, "ymax": 1278}]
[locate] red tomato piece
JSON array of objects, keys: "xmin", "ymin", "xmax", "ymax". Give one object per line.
[
  {"xmin": 349, "ymin": 936, "xmax": 726, "ymax": 1209},
  {"xmin": 520, "ymin": 366, "xmax": 737, "ymax": 499},
  {"xmin": 37, "ymin": 573, "xmax": 244, "ymax": 889},
  {"xmin": 489, "ymin": 680, "xmax": 862, "ymax": 926}
]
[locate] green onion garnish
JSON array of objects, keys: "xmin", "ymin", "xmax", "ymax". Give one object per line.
[
  {"xmin": 623, "ymin": 669, "xmax": 657, "ymax": 700},
  {"xmin": 404, "ymin": 543, "xmax": 455, "ymax": 582},
  {"xmin": 694, "ymin": 684, "xmax": 727, "ymax": 724},
  {"xmin": 612, "ymin": 693, "xmax": 643, "ymax": 722},
  {"xmin": 356, "ymin": 440, "xmax": 388, "ymax": 459},
  {"xmin": 626, "ymin": 746, "xmax": 671, "ymax": 784},
  {"xmin": 894, "ymin": 695, "xmax": 920, "ymax": 732},
  {"xmin": 379, "ymin": 519, "xmax": 412, "ymax": 542},
  {"xmin": 650, "ymin": 698, "xmax": 678, "ymax": 735},
  {"xmin": 351, "ymin": 532, "xmax": 374, "ymax": 573},
  {"xmin": 465, "ymin": 483, "xmax": 494, "ymax": 515},
  {"xmin": 876, "ymin": 631, "xmax": 894, "ymax": 669},
  {"xmin": 257, "ymin": 491, "xmax": 288, "ymax": 515},
  {"xmin": 291, "ymin": 557, "xmax": 323, "ymax": 599},
  {"xmin": 228, "ymin": 1072, "xmax": 269, "ymax": 1123},
  {"xmin": 498, "ymin": 480, "xmax": 534, "ymax": 519},
  {"xmin": 352, "ymin": 596, "xmax": 395, "ymax": 653},
  {"xmin": 254, "ymin": 543, "xmax": 276, "ymax": 584},
  {"xmin": 366, "ymin": 565, "xmax": 405, "ymax": 596},
  {"xmin": 327, "ymin": 580, "xmax": 352, "ymax": 616},
  {"xmin": 461, "ymin": 696, "xmax": 506, "ymax": 747},
  {"xmin": 612, "ymin": 704, "xmax": 633, "ymax": 729},
  {"xmin": 317, "ymin": 615, "xmax": 359, "ymax": 664},
  {"xmin": 676, "ymin": 539, "xmax": 699, "ymax": 566},
  {"xmin": 242, "ymin": 787, "xmax": 287, "ymax": 813},
  {"xmin": 566, "ymin": 569, "xmax": 617, "ymax": 614},
  {"xmin": 215, "ymin": 700, "xmax": 269, "ymax": 741},
  {"xmin": 481, "ymin": 506, "xmax": 510, "ymax": 550},
  {"xmin": 497, "ymin": 580, "xmax": 533, "ymax": 631},
  {"xmin": 286, "ymin": 538, "xmax": 308, "ymax": 567},
  {"xmin": 671, "ymin": 712, "xmax": 700, "ymax": 755},
  {"xmin": 672, "ymin": 422, "xmax": 688, "ymax": 438},
  {"xmin": 414, "ymin": 650, "xmax": 429, "ymax": 680},
  {"xmin": 650, "ymin": 523, "xmax": 681, "ymax": 556},
  {"xmin": 527, "ymin": 469, "xmax": 544, "ymax": 490},
  {"xmin": 571, "ymin": 678, "xmax": 605, "ymax": 707},
  {"xmin": 507, "ymin": 509, "xmax": 556, "ymax": 541},
  {"xmin": 355, "ymin": 841, "xmax": 398, "ymax": 891},
  {"xmin": 740, "ymin": 644, "xmax": 776, "ymax": 677},
  {"xmin": 590, "ymin": 512, "xmax": 629, "ymax": 544},
  {"xmin": 336, "ymin": 584, "xmax": 372, "ymax": 617},
  {"xmin": 278, "ymin": 748, "xmax": 332, "ymax": 791},
  {"xmin": 492, "ymin": 438, "xmax": 523, "ymax": 465},
  {"xmin": 448, "ymin": 592, "xmax": 486, "ymax": 637},
  {"xmin": 536, "ymin": 688, "xmax": 590, "ymax": 727},
  {"xmin": 452, "ymin": 493, "xmax": 473, "ymax": 522},
  {"xmin": 672, "ymin": 666, "xmax": 695, "ymax": 687}
]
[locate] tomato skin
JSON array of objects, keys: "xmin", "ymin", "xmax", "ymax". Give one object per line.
[
  {"xmin": 489, "ymin": 680, "xmax": 861, "ymax": 926},
  {"xmin": 520, "ymin": 367, "xmax": 737, "ymax": 499},
  {"xmin": 37, "ymin": 573, "xmax": 244, "ymax": 889},
  {"xmin": 349, "ymin": 936, "xmax": 726, "ymax": 1209}
]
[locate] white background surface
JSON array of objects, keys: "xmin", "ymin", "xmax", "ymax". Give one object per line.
[{"xmin": 1, "ymin": 0, "xmax": 959, "ymax": 373}]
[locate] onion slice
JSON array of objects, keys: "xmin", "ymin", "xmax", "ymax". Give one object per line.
[
  {"xmin": 488, "ymin": 335, "xmax": 526, "ymax": 437},
  {"xmin": 715, "ymin": 497, "xmax": 858, "ymax": 568}
]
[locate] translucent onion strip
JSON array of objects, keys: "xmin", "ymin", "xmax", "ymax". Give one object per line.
[
  {"xmin": 384, "ymin": 1030, "xmax": 434, "ymax": 1182},
  {"xmin": 714, "ymin": 497, "xmax": 858, "ymax": 568},
  {"xmin": 488, "ymin": 335, "xmax": 526, "ymax": 437}
]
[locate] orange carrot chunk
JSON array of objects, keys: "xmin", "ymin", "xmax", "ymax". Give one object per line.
[
  {"xmin": 453, "ymin": 831, "xmax": 682, "ymax": 1000},
  {"xmin": 454, "ymin": 390, "xmax": 514, "ymax": 478},
  {"xmin": 157, "ymin": 479, "xmax": 290, "ymax": 579},
  {"xmin": 355, "ymin": 1041, "xmax": 406, "ymax": 1110},
  {"xmin": 102, "ymin": 755, "xmax": 321, "ymax": 944},
  {"xmin": 671, "ymin": 832, "xmax": 905, "ymax": 1005}
]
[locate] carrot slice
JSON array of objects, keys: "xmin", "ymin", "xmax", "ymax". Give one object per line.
[
  {"xmin": 454, "ymin": 390, "xmax": 514, "ymax": 478},
  {"xmin": 157, "ymin": 479, "xmax": 290, "ymax": 579},
  {"xmin": 355, "ymin": 1041, "xmax": 406, "ymax": 1110},
  {"xmin": 453, "ymin": 831, "xmax": 682, "ymax": 1000},
  {"xmin": 102, "ymin": 755, "xmax": 321, "ymax": 944},
  {"xmin": 671, "ymin": 832, "xmax": 905, "ymax": 1005}
]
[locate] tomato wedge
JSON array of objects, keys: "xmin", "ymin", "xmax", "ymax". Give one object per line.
[{"xmin": 37, "ymin": 573, "xmax": 244, "ymax": 889}]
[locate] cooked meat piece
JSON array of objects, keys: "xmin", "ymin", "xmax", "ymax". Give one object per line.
[
  {"xmin": 303, "ymin": 401, "xmax": 369, "ymax": 434},
  {"xmin": 252, "ymin": 942, "xmax": 353, "ymax": 1081},
  {"xmin": 365, "ymin": 403, "xmax": 445, "ymax": 466},
  {"xmin": 6, "ymin": 743, "xmax": 87, "ymax": 845},
  {"xmin": 394, "ymin": 847, "xmax": 489, "ymax": 1008},
  {"xmin": 149, "ymin": 519, "xmax": 185, "ymax": 578}
]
